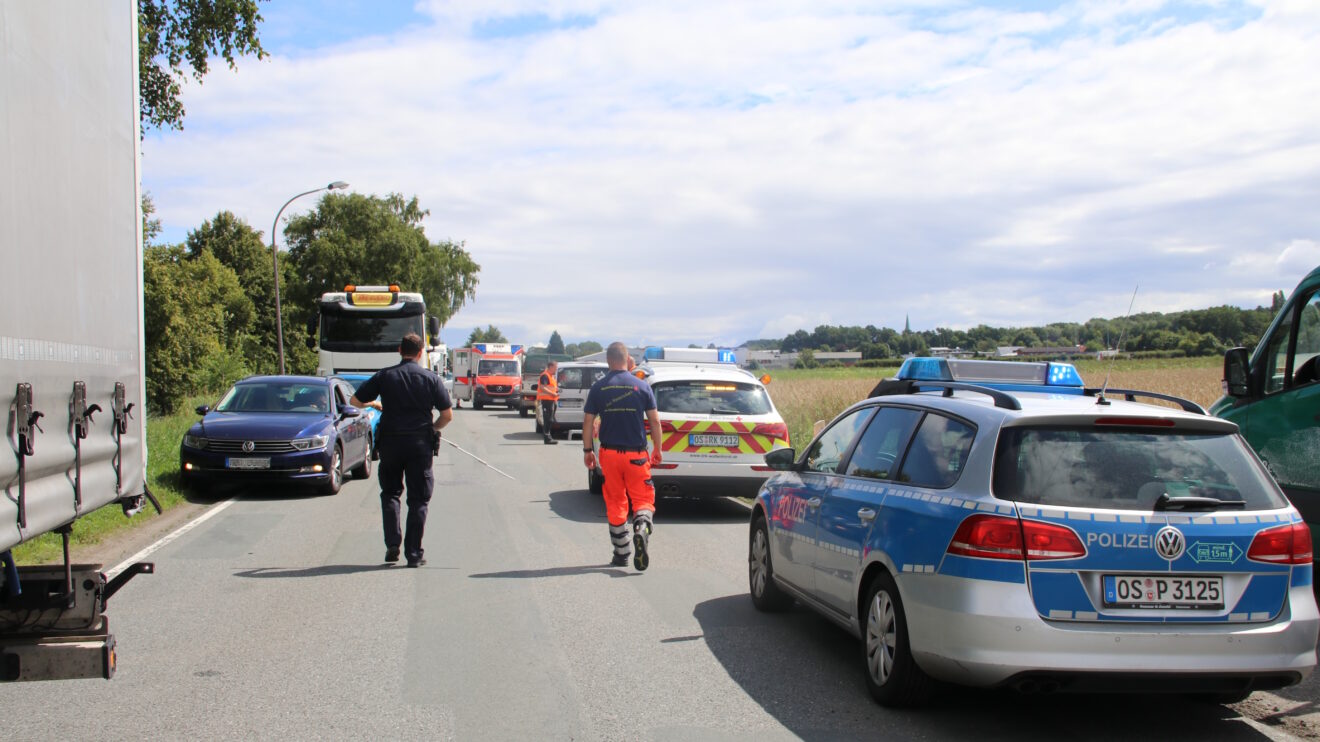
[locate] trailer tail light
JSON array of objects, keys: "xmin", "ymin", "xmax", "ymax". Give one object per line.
[
  {"xmin": 1248, "ymin": 522, "xmax": 1313, "ymax": 565},
  {"xmin": 947, "ymin": 515, "xmax": 1085, "ymax": 561}
]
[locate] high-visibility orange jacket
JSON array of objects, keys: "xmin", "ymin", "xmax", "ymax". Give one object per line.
[{"xmin": 536, "ymin": 371, "xmax": 559, "ymax": 402}]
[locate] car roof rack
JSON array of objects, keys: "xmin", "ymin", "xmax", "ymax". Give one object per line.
[
  {"xmin": 1081, "ymin": 388, "xmax": 1206, "ymax": 415},
  {"xmin": 868, "ymin": 379, "xmax": 1022, "ymax": 411}
]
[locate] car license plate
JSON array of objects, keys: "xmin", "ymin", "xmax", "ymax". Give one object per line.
[
  {"xmin": 227, "ymin": 457, "xmax": 270, "ymax": 470},
  {"xmin": 1102, "ymin": 574, "xmax": 1224, "ymax": 609},
  {"xmin": 690, "ymin": 434, "xmax": 739, "ymax": 447}
]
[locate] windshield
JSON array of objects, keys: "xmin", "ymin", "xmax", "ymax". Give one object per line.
[
  {"xmin": 319, "ymin": 309, "xmax": 425, "ymax": 353},
  {"xmin": 993, "ymin": 427, "xmax": 1286, "ymax": 511},
  {"xmin": 478, "ymin": 359, "xmax": 519, "ymax": 375},
  {"xmin": 654, "ymin": 380, "xmax": 772, "ymax": 415},
  {"xmin": 216, "ymin": 381, "xmax": 329, "ymax": 414}
]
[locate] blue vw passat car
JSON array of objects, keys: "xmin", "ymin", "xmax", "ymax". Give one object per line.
[
  {"xmin": 336, "ymin": 372, "xmax": 382, "ymax": 454},
  {"xmin": 749, "ymin": 358, "xmax": 1318, "ymax": 706},
  {"xmin": 179, "ymin": 375, "xmax": 372, "ymax": 495}
]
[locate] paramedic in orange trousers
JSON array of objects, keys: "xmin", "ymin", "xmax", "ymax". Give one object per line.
[
  {"xmin": 582, "ymin": 342, "xmax": 663, "ymax": 570},
  {"xmin": 537, "ymin": 360, "xmax": 559, "ymax": 444}
]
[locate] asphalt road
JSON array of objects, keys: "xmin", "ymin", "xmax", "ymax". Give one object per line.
[{"xmin": 3, "ymin": 408, "xmax": 1317, "ymax": 740}]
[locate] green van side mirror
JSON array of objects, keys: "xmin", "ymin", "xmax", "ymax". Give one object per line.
[{"xmin": 1223, "ymin": 347, "xmax": 1251, "ymax": 398}]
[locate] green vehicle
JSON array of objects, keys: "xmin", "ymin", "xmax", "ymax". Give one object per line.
[{"xmin": 1212, "ymin": 265, "xmax": 1320, "ymax": 530}]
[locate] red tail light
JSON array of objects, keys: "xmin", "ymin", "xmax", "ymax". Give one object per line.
[
  {"xmin": 1248, "ymin": 522, "xmax": 1313, "ymax": 565},
  {"xmin": 947, "ymin": 515, "xmax": 1085, "ymax": 561},
  {"xmin": 752, "ymin": 422, "xmax": 790, "ymax": 445}
]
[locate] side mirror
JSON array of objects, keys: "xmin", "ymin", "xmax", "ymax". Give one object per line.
[
  {"xmin": 531, "ymin": 383, "xmax": 539, "ymax": 390},
  {"xmin": 339, "ymin": 406, "xmax": 362, "ymax": 419},
  {"xmin": 195, "ymin": 405, "xmax": 211, "ymax": 415},
  {"xmin": 428, "ymin": 315, "xmax": 441, "ymax": 337},
  {"xmin": 1223, "ymin": 347, "xmax": 1251, "ymax": 397},
  {"xmin": 764, "ymin": 447, "xmax": 797, "ymax": 471}
]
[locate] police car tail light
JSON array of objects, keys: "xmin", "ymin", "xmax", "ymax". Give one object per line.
[
  {"xmin": 947, "ymin": 515, "xmax": 1084, "ymax": 561},
  {"xmin": 752, "ymin": 422, "xmax": 789, "ymax": 444},
  {"xmin": 947, "ymin": 515, "xmax": 1023, "ymax": 560},
  {"xmin": 1020, "ymin": 520, "xmax": 1086, "ymax": 560},
  {"xmin": 1247, "ymin": 522, "xmax": 1313, "ymax": 565}
]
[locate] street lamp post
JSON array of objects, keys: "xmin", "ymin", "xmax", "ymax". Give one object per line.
[{"xmin": 271, "ymin": 180, "xmax": 349, "ymax": 374}]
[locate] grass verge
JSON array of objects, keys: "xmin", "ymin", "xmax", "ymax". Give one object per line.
[{"xmin": 10, "ymin": 396, "xmax": 209, "ymax": 565}]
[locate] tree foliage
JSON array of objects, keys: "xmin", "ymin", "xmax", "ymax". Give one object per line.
[
  {"xmin": 547, "ymin": 331, "xmax": 565, "ymax": 355},
  {"xmin": 466, "ymin": 326, "xmax": 507, "ymax": 345},
  {"xmin": 280, "ymin": 192, "xmax": 480, "ymax": 370},
  {"xmin": 564, "ymin": 341, "xmax": 603, "ymax": 358},
  {"xmin": 139, "ymin": 0, "xmax": 267, "ymax": 132}
]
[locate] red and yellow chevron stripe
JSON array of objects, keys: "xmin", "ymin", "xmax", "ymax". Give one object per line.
[{"xmin": 660, "ymin": 419, "xmax": 788, "ymax": 455}]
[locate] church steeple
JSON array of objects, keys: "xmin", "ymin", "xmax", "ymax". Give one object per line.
[{"xmin": 904, "ymin": 315, "xmax": 911, "ymax": 334}]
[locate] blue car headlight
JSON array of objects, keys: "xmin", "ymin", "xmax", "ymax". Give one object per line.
[
  {"xmin": 183, "ymin": 434, "xmax": 208, "ymax": 449},
  {"xmin": 290, "ymin": 434, "xmax": 330, "ymax": 451}
]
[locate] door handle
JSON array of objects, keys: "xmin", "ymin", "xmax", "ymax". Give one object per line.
[
  {"xmin": 807, "ymin": 497, "xmax": 822, "ymax": 509},
  {"xmin": 858, "ymin": 508, "xmax": 876, "ymax": 523}
]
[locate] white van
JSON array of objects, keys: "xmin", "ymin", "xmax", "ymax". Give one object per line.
[{"xmin": 536, "ymin": 361, "xmax": 609, "ymax": 438}]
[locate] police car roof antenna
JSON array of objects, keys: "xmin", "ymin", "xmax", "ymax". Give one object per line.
[{"xmin": 1097, "ymin": 285, "xmax": 1139, "ymax": 407}]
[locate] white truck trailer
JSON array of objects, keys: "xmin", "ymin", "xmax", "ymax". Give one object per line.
[{"xmin": 0, "ymin": 2, "xmax": 155, "ymax": 681}]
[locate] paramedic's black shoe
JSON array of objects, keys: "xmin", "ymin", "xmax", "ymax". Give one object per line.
[
  {"xmin": 633, "ymin": 526, "xmax": 650, "ymax": 572},
  {"xmin": 543, "ymin": 438, "xmax": 557, "ymax": 444},
  {"xmin": 407, "ymin": 558, "xmax": 427, "ymax": 568},
  {"xmin": 385, "ymin": 548, "xmax": 400, "ymax": 563},
  {"xmin": 610, "ymin": 553, "xmax": 630, "ymax": 567}
]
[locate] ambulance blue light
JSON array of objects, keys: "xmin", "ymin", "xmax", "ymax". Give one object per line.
[
  {"xmin": 897, "ymin": 357, "xmax": 953, "ymax": 381},
  {"xmin": 717, "ymin": 349, "xmax": 737, "ymax": 364}
]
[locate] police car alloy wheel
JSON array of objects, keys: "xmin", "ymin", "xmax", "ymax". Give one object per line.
[
  {"xmin": 862, "ymin": 571, "xmax": 933, "ymax": 707},
  {"xmin": 749, "ymin": 515, "xmax": 793, "ymax": 612}
]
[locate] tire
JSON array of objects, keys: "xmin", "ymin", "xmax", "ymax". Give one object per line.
[
  {"xmin": 588, "ymin": 466, "xmax": 604, "ymax": 495},
  {"xmin": 749, "ymin": 514, "xmax": 793, "ymax": 611},
  {"xmin": 322, "ymin": 444, "xmax": 344, "ymax": 495},
  {"xmin": 519, "ymin": 406, "xmax": 529, "ymax": 418},
  {"xmin": 473, "ymin": 400, "xmax": 484, "ymax": 410},
  {"xmin": 861, "ymin": 571, "xmax": 933, "ymax": 707},
  {"xmin": 182, "ymin": 474, "xmax": 210, "ymax": 496},
  {"xmin": 350, "ymin": 434, "xmax": 372, "ymax": 479}
]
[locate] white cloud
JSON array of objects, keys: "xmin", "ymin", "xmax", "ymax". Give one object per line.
[{"xmin": 143, "ymin": 0, "xmax": 1320, "ymax": 348}]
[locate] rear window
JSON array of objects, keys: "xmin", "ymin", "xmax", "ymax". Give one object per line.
[
  {"xmin": 993, "ymin": 427, "xmax": 1287, "ymax": 511},
  {"xmin": 654, "ymin": 380, "xmax": 772, "ymax": 416},
  {"xmin": 558, "ymin": 367, "xmax": 607, "ymax": 390}
]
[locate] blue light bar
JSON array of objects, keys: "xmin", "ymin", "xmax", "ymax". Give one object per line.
[
  {"xmin": 643, "ymin": 347, "xmax": 664, "ymax": 361},
  {"xmin": 896, "ymin": 357, "xmax": 953, "ymax": 381},
  {"xmin": 895, "ymin": 357, "xmax": 1084, "ymax": 394}
]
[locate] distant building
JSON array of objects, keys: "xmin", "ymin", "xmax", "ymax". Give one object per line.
[{"xmin": 1014, "ymin": 345, "xmax": 1087, "ymax": 358}]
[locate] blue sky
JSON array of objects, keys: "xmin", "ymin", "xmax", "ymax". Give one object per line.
[{"xmin": 141, "ymin": 0, "xmax": 1320, "ymax": 350}]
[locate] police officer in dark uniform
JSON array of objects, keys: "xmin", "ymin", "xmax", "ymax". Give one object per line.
[{"xmin": 349, "ymin": 333, "xmax": 452, "ymax": 567}]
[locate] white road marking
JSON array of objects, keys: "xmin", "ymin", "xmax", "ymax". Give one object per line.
[{"xmin": 106, "ymin": 498, "xmax": 237, "ymax": 579}]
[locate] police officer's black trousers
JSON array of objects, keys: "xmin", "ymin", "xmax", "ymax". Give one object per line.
[{"xmin": 377, "ymin": 434, "xmax": 434, "ymax": 562}]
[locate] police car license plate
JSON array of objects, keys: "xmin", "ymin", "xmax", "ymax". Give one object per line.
[
  {"xmin": 227, "ymin": 457, "xmax": 270, "ymax": 470},
  {"xmin": 690, "ymin": 434, "xmax": 738, "ymax": 447},
  {"xmin": 1102, "ymin": 574, "xmax": 1223, "ymax": 609}
]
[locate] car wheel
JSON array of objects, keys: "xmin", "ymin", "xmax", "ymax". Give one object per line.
[
  {"xmin": 862, "ymin": 571, "xmax": 933, "ymax": 707},
  {"xmin": 323, "ymin": 444, "xmax": 344, "ymax": 495},
  {"xmin": 519, "ymin": 407, "xmax": 529, "ymax": 418},
  {"xmin": 474, "ymin": 400, "xmax": 484, "ymax": 410},
  {"xmin": 182, "ymin": 474, "xmax": 210, "ymax": 496},
  {"xmin": 588, "ymin": 465, "xmax": 604, "ymax": 495},
  {"xmin": 749, "ymin": 514, "xmax": 793, "ymax": 612},
  {"xmin": 351, "ymin": 435, "xmax": 372, "ymax": 479}
]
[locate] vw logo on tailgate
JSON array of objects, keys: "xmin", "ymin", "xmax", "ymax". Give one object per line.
[
  {"xmin": 242, "ymin": 440, "xmax": 256, "ymax": 453},
  {"xmin": 1154, "ymin": 526, "xmax": 1185, "ymax": 561}
]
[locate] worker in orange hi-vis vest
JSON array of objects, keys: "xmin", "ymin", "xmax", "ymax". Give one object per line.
[
  {"xmin": 536, "ymin": 360, "xmax": 560, "ymax": 444},
  {"xmin": 582, "ymin": 342, "xmax": 662, "ymax": 571}
]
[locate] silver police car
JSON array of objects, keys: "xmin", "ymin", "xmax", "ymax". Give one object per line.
[{"xmin": 749, "ymin": 358, "xmax": 1318, "ymax": 706}]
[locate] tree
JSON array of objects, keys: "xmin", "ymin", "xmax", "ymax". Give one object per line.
[
  {"xmin": 139, "ymin": 0, "xmax": 267, "ymax": 132},
  {"xmin": 143, "ymin": 245, "xmax": 253, "ymax": 412},
  {"xmin": 184, "ymin": 211, "xmax": 282, "ymax": 373},
  {"xmin": 282, "ymin": 192, "xmax": 480, "ymax": 370},
  {"xmin": 142, "ymin": 193, "xmax": 163, "ymax": 245},
  {"xmin": 547, "ymin": 331, "xmax": 565, "ymax": 355},
  {"xmin": 794, "ymin": 349, "xmax": 819, "ymax": 369},
  {"xmin": 564, "ymin": 341, "xmax": 602, "ymax": 358},
  {"xmin": 466, "ymin": 325, "xmax": 507, "ymax": 345}
]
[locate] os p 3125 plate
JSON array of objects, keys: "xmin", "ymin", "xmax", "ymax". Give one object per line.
[{"xmin": 1103, "ymin": 574, "xmax": 1223, "ymax": 609}]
